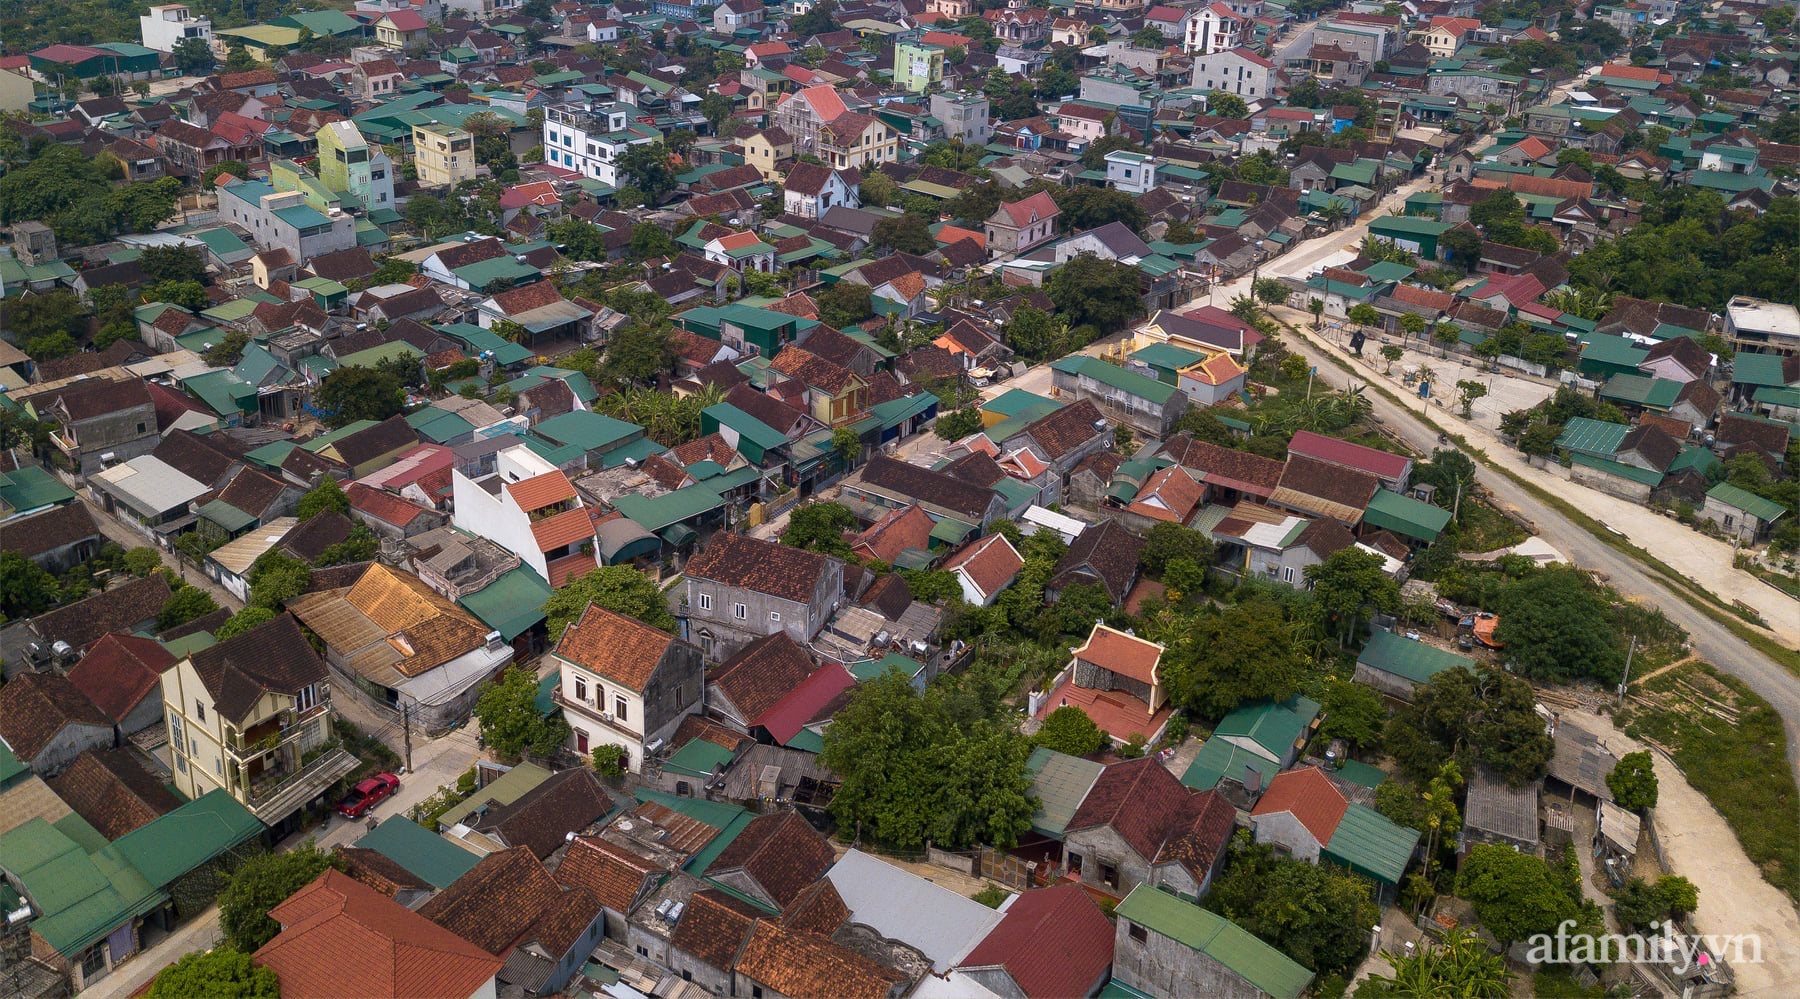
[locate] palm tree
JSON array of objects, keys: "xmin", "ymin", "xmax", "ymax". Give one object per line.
[
  {"xmin": 1307, "ymin": 297, "xmax": 1325, "ymax": 330},
  {"xmin": 1366, "ymin": 928, "xmax": 1509, "ymax": 999}
]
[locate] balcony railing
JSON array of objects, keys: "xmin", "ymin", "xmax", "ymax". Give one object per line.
[
  {"xmin": 246, "ymin": 747, "xmax": 359, "ymax": 822},
  {"xmin": 228, "ymin": 705, "xmax": 328, "ymax": 761}
]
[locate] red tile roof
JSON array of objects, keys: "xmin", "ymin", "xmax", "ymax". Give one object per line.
[
  {"xmin": 958, "ymin": 884, "xmax": 1114, "ymax": 999},
  {"xmin": 254, "ymin": 870, "xmax": 502, "ymax": 999},
  {"xmin": 1251, "ymin": 766, "xmax": 1349, "ymax": 844},
  {"xmin": 345, "ymin": 482, "xmax": 435, "ymax": 529},
  {"xmin": 557, "ymin": 836, "xmax": 662, "ymax": 914},
  {"xmin": 1126, "ymin": 465, "xmax": 1204, "ymax": 524},
  {"xmin": 1072, "ymin": 624, "xmax": 1162, "ymax": 686},
  {"xmin": 756, "ymin": 663, "xmax": 855, "ymax": 745},
  {"xmin": 1287, "ymin": 430, "xmax": 1410, "ymax": 481},
  {"xmin": 705, "ymin": 811, "xmax": 836, "ymax": 909},
  {"xmin": 530, "ymin": 506, "xmax": 594, "ymax": 552},
  {"xmin": 848, "ymin": 503, "xmax": 936, "ymax": 563},
  {"xmin": 999, "ymin": 191, "xmax": 1060, "ymax": 228},
  {"xmin": 941, "ymin": 533, "xmax": 1024, "ymax": 601},
  {"xmin": 556, "ymin": 604, "xmax": 677, "ymax": 692},
  {"xmin": 64, "ymin": 633, "xmax": 174, "ymax": 724}
]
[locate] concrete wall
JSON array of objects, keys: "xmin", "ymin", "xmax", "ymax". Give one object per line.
[
  {"xmin": 1114, "ymin": 917, "xmax": 1269, "ymax": 999},
  {"xmin": 1251, "ymin": 810, "xmax": 1324, "ymax": 862},
  {"xmin": 1062, "ymin": 825, "xmax": 1152, "ymax": 897},
  {"xmin": 25, "ymin": 721, "xmax": 113, "ymax": 776}
]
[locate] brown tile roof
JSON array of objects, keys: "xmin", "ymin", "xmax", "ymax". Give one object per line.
[
  {"xmin": 704, "ymin": 811, "xmax": 835, "ymax": 909},
  {"xmin": 684, "ymin": 531, "xmax": 834, "ymax": 605},
  {"xmin": 856, "ymin": 455, "xmax": 997, "ymax": 523},
  {"xmin": 418, "ymin": 847, "xmax": 567, "ymax": 957},
  {"xmin": 848, "ymin": 503, "xmax": 935, "ymax": 563},
  {"xmin": 256, "ymin": 870, "xmax": 504, "ymax": 999},
  {"xmin": 41, "ymin": 376, "xmax": 153, "ymax": 423},
  {"xmin": 557, "ymin": 836, "xmax": 663, "ymax": 914},
  {"xmin": 781, "ymin": 877, "xmax": 850, "ymax": 935},
  {"xmin": 734, "ymin": 919, "xmax": 901, "ymax": 999},
  {"xmin": 1388, "ymin": 283, "xmax": 1455, "ymax": 311},
  {"xmin": 1157, "ymin": 434, "xmax": 1284, "ymax": 495},
  {"xmin": 188, "ymin": 613, "xmax": 328, "ymax": 722},
  {"xmin": 1020, "ymin": 400, "xmax": 1108, "ymax": 460},
  {"xmin": 4, "ymin": 502, "xmax": 100, "ymax": 560},
  {"xmin": 0, "ymin": 672, "xmax": 109, "ymax": 761},
  {"xmin": 1716, "ymin": 412, "xmax": 1790, "ymax": 457},
  {"xmin": 1273, "ymin": 453, "xmax": 1379, "ymax": 521},
  {"xmin": 1072, "ymin": 624, "xmax": 1161, "ymax": 687},
  {"xmin": 49, "ymin": 748, "xmax": 181, "ymax": 840},
  {"xmin": 330, "ymin": 415, "xmax": 418, "ymax": 468},
  {"xmin": 334, "ymin": 846, "xmax": 432, "ymax": 898},
  {"xmin": 1049, "ymin": 520, "xmax": 1143, "ymax": 602},
  {"xmin": 858, "ymin": 572, "xmax": 912, "ymax": 621},
  {"xmin": 30, "ymin": 575, "xmax": 172, "ymax": 651},
  {"xmin": 555, "ymin": 604, "xmax": 679, "ymax": 691},
  {"xmin": 279, "ymin": 510, "xmax": 355, "ymax": 562},
  {"xmin": 771, "ymin": 345, "xmax": 859, "ymax": 394},
  {"xmin": 475, "ymin": 768, "xmax": 612, "ymax": 860},
  {"xmin": 710, "ymin": 633, "xmax": 820, "ymax": 723},
  {"xmin": 1066, "ymin": 757, "xmax": 1192, "ymax": 862},
  {"xmin": 64, "ymin": 633, "xmax": 175, "ymax": 724},
  {"xmin": 341, "ymin": 563, "xmax": 488, "ymax": 677},
  {"xmin": 671, "ymin": 889, "xmax": 762, "ymax": 972}
]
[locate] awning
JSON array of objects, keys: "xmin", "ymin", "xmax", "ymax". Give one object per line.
[{"xmin": 658, "ymin": 523, "xmax": 698, "ymax": 546}]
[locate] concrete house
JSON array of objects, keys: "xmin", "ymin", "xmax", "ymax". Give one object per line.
[
  {"xmin": 940, "ymin": 532, "xmax": 1025, "ymax": 607},
  {"xmin": 782, "ymin": 162, "xmax": 860, "ymax": 220},
  {"xmin": 216, "ymin": 179, "xmax": 357, "ymax": 262},
  {"xmin": 64, "ymin": 633, "xmax": 176, "ymax": 739},
  {"xmin": 985, "ymin": 191, "xmax": 1061, "ymax": 257},
  {"xmin": 1050, "ymin": 354, "xmax": 1189, "ymax": 439},
  {"xmin": 681, "ymin": 531, "xmax": 845, "ymax": 661},
  {"xmin": 159, "ymin": 613, "xmax": 356, "ymax": 830},
  {"xmin": 1061, "ymin": 757, "xmax": 1238, "ymax": 899},
  {"xmin": 1113, "ymin": 885, "xmax": 1313, "ymax": 999},
  {"xmin": 1036, "ymin": 622, "xmax": 1171, "ymax": 746},
  {"xmin": 552, "ymin": 605, "xmax": 704, "ymax": 773},
  {"xmin": 33, "ymin": 377, "xmax": 158, "ymax": 476},
  {"xmin": 1701, "ymin": 482, "xmax": 1787, "ymax": 544},
  {"xmin": 451, "ymin": 443, "xmax": 596, "ymax": 585},
  {"xmin": 1249, "ymin": 766, "xmax": 1419, "ymax": 899},
  {"xmin": 0, "ymin": 672, "xmax": 113, "ymax": 776}
]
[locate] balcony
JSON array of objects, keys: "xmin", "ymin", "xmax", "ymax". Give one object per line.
[
  {"xmin": 552, "ymin": 687, "xmax": 638, "ymax": 739},
  {"xmin": 227, "ymin": 705, "xmax": 327, "ymax": 763},
  {"xmin": 245, "ymin": 747, "xmax": 359, "ymax": 824}
]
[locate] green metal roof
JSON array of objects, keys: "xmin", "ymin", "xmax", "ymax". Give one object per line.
[
  {"xmin": 111, "ymin": 790, "xmax": 261, "ymax": 890},
  {"xmin": 1731, "ymin": 352, "xmax": 1791, "ymax": 388},
  {"xmin": 1361, "ymin": 488, "xmax": 1451, "ymax": 542},
  {"xmin": 704, "ymin": 402, "xmax": 789, "ymax": 452},
  {"xmin": 0, "ymin": 743, "xmax": 27, "ymax": 787},
  {"xmin": 453, "ymin": 255, "xmax": 541, "ymax": 288},
  {"xmin": 1322, "ymin": 803, "xmax": 1420, "ymax": 885},
  {"xmin": 1368, "ymin": 214, "xmax": 1451, "ymax": 237},
  {"xmin": 197, "ymin": 498, "xmax": 257, "ymax": 534},
  {"xmin": 534, "ymin": 410, "xmax": 642, "ymax": 453},
  {"xmin": 663, "ymin": 738, "xmax": 738, "ymax": 780},
  {"xmin": 1213, "ymin": 695, "xmax": 1319, "ymax": 761},
  {"xmin": 612, "ymin": 484, "xmax": 727, "ymax": 532},
  {"xmin": 601, "ymin": 436, "xmax": 671, "ymax": 470},
  {"xmin": 354, "ymin": 817, "xmax": 481, "ymax": 890},
  {"xmin": 0, "ymin": 466, "xmax": 76, "ymax": 513},
  {"xmin": 1598, "ymin": 373, "xmax": 1681, "ymax": 410},
  {"xmin": 1180, "ymin": 737, "xmax": 1276, "ymax": 792},
  {"xmin": 1578, "ymin": 333, "xmax": 1649, "ymax": 370},
  {"xmin": 1024, "ymin": 746, "xmax": 1105, "ymax": 838},
  {"xmin": 1357, "ymin": 631, "xmax": 1471, "ymax": 685},
  {"xmin": 0, "ymin": 819, "xmax": 166, "ymax": 957},
  {"xmin": 458, "ymin": 567, "xmax": 551, "ymax": 642},
  {"xmin": 434, "ymin": 762, "xmax": 551, "ymax": 830},
  {"xmin": 406, "ymin": 408, "xmax": 476, "ymax": 444},
  {"xmin": 1666, "ymin": 445, "xmax": 1721, "ymax": 478},
  {"xmin": 1050, "ymin": 354, "xmax": 1179, "ymax": 405},
  {"xmin": 1706, "ymin": 482, "xmax": 1788, "ymax": 523},
  {"xmin": 1130, "ymin": 342, "xmax": 1206, "ymax": 375},
  {"xmin": 1334, "ymin": 758, "xmax": 1387, "ymax": 790},
  {"xmin": 1553, "ymin": 417, "xmax": 1629, "ymax": 456},
  {"xmin": 982, "ymin": 389, "xmax": 1063, "ymax": 419},
  {"xmin": 1114, "ymin": 886, "xmax": 1313, "ymax": 999}
]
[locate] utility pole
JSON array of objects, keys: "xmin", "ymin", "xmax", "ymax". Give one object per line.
[
  {"xmin": 1617, "ymin": 635, "xmax": 1637, "ymax": 710},
  {"xmin": 402, "ymin": 704, "xmax": 413, "ymax": 773}
]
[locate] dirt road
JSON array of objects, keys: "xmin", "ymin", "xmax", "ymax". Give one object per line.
[{"xmin": 1568, "ymin": 709, "xmax": 1800, "ymax": 997}]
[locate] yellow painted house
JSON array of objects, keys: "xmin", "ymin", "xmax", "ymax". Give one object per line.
[{"xmin": 743, "ymin": 127, "xmax": 794, "ymax": 181}]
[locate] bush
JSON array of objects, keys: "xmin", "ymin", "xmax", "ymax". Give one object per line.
[
  {"xmin": 218, "ymin": 844, "xmax": 341, "ymax": 951},
  {"xmin": 122, "ymin": 547, "xmax": 162, "ymax": 577},
  {"xmin": 1034, "ymin": 705, "xmax": 1105, "ymax": 757},
  {"xmin": 148, "ymin": 948, "xmax": 277, "ymax": 998},
  {"xmin": 591, "ymin": 744, "xmax": 628, "ymax": 777},
  {"xmin": 973, "ymin": 885, "xmax": 1011, "ymax": 908},
  {"xmin": 935, "ymin": 407, "xmax": 983, "ymax": 441}
]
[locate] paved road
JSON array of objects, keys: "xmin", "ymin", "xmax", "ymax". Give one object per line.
[
  {"xmin": 1276, "ymin": 318, "xmax": 1800, "ymax": 789},
  {"xmin": 80, "ymin": 495, "xmax": 244, "ymax": 611}
]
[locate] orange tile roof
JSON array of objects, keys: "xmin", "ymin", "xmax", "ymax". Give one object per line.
[
  {"xmin": 1034, "ymin": 679, "xmax": 1174, "ymax": 743},
  {"xmin": 1251, "ymin": 766, "xmax": 1349, "ymax": 844},
  {"xmin": 1126, "ymin": 465, "xmax": 1204, "ymax": 524},
  {"xmin": 506, "ymin": 470, "xmax": 576, "ymax": 512},
  {"xmin": 1183, "ymin": 351, "xmax": 1247, "ymax": 387},
  {"xmin": 941, "ymin": 533, "xmax": 1025, "ymax": 600},
  {"xmin": 936, "ymin": 224, "xmax": 986, "ymax": 250},
  {"xmin": 717, "ymin": 230, "xmax": 764, "ymax": 251},
  {"xmin": 1072, "ymin": 624, "xmax": 1163, "ymax": 686},
  {"xmin": 734, "ymin": 920, "xmax": 900, "ymax": 999},
  {"xmin": 342, "ymin": 564, "xmax": 489, "ymax": 677},
  {"xmin": 555, "ymin": 604, "xmax": 677, "ymax": 692},
  {"xmin": 556, "ymin": 836, "xmax": 662, "ymax": 914},
  {"xmin": 530, "ymin": 506, "xmax": 594, "ymax": 552},
  {"xmin": 254, "ymin": 870, "xmax": 502, "ymax": 999}
]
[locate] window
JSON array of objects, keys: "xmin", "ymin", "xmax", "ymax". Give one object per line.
[
  {"xmin": 195, "ymin": 700, "xmax": 205, "ymax": 722},
  {"xmin": 733, "ymin": 602, "xmax": 747, "ymax": 621},
  {"xmin": 575, "ymin": 677, "xmax": 587, "ymax": 703},
  {"xmin": 297, "ymin": 684, "xmax": 317, "ymax": 711},
  {"xmin": 769, "ymin": 610, "xmax": 781, "ymax": 623},
  {"xmin": 753, "ymin": 988, "xmax": 764, "ymax": 999},
  {"xmin": 614, "ymin": 696, "xmax": 629, "ymax": 721},
  {"xmin": 1129, "ymin": 921, "xmax": 1148, "ymax": 944},
  {"xmin": 1282, "ymin": 566, "xmax": 1295, "ymax": 583},
  {"xmin": 1100, "ymin": 861, "xmax": 1119, "ymax": 889},
  {"xmin": 137, "ymin": 422, "xmax": 148, "ymax": 434},
  {"xmin": 698, "ymin": 592, "xmax": 713, "ymax": 611}
]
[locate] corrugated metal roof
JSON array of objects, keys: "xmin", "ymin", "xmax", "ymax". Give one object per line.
[
  {"xmin": 207, "ymin": 517, "xmax": 298, "ymax": 575},
  {"xmin": 1356, "ymin": 630, "xmax": 1470, "ymax": 685},
  {"xmin": 1024, "ymin": 746, "xmax": 1105, "ymax": 838},
  {"xmin": 1323, "ymin": 804, "xmax": 1420, "ymax": 885}
]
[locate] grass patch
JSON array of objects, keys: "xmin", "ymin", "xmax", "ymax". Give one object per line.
[
  {"xmin": 1621, "ymin": 662, "xmax": 1800, "ymax": 904},
  {"xmin": 1531, "ymin": 968, "xmax": 1607, "ymax": 998},
  {"xmin": 1452, "ymin": 495, "xmax": 1529, "ymax": 552},
  {"xmin": 1280, "ymin": 319, "xmax": 1800, "ymax": 677}
]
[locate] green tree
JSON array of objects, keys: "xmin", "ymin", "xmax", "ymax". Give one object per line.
[
  {"xmin": 1140, "ymin": 521, "xmax": 1214, "ymax": 576},
  {"xmin": 1455, "ymin": 379, "xmax": 1488, "ymax": 418},
  {"xmin": 1456, "ymin": 845, "xmax": 1579, "ymax": 944},
  {"xmin": 248, "ymin": 552, "xmax": 312, "ymax": 610},
  {"xmin": 1308, "ymin": 297, "xmax": 1326, "ymax": 329},
  {"xmin": 172, "ymin": 36, "xmax": 215, "ymax": 75},
  {"xmin": 317, "ymin": 367, "xmax": 404, "ymax": 426},
  {"xmin": 1207, "ymin": 91, "xmax": 1249, "ymax": 119},
  {"xmin": 781, "ymin": 501, "xmax": 858, "ymax": 557},
  {"xmin": 1161, "ymin": 600, "xmax": 1305, "ymax": 718},
  {"xmin": 203, "ymin": 330, "xmax": 251, "ymax": 367},
  {"xmin": 472, "ymin": 666, "xmax": 572, "ymax": 762},
  {"xmin": 1253, "ymin": 277, "xmax": 1291, "ymax": 307},
  {"xmin": 1210, "ymin": 836, "xmax": 1380, "ymax": 975},
  {"xmin": 296, "ymin": 479, "xmax": 351, "ymax": 521},
  {"xmin": 1494, "ymin": 567, "xmax": 1623, "ymax": 683},
  {"xmin": 1078, "ymin": 134, "xmax": 1148, "ymax": 171},
  {"xmin": 214, "ymin": 606, "xmax": 276, "ymax": 641},
  {"xmin": 600, "ymin": 323, "xmax": 676, "ymax": 387},
  {"xmin": 591, "ymin": 744, "xmax": 628, "ymax": 777},
  {"xmin": 699, "ymin": 92, "xmax": 735, "ymax": 133},
  {"xmin": 147, "ymin": 948, "xmax": 278, "ymax": 999},
  {"xmin": 1004, "ymin": 305, "xmax": 1065, "ymax": 362},
  {"xmin": 158, "ymin": 584, "xmax": 218, "ymax": 630},
  {"xmin": 219, "ymin": 844, "xmax": 342, "ymax": 951},
  {"xmin": 543, "ymin": 566, "xmax": 676, "ymax": 641},
  {"xmin": 618, "ymin": 142, "xmax": 678, "ymax": 203},
  {"xmin": 122, "ymin": 547, "xmax": 162, "ymax": 577},
  {"xmin": 872, "ymin": 213, "xmax": 936, "ymax": 255},
  {"xmin": 629, "ymin": 222, "xmax": 676, "ymax": 260},
  {"xmin": 1606, "ymin": 751, "xmax": 1658, "ymax": 811},
  {"xmin": 1035, "ymin": 705, "xmax": 1106, "ymax": 757},
  {"xmin": 140, "ymin": 244, "xmax": 207, "ymax": 284},
  {"xmin": 817, "ymin": 281, "xmax": 875, "ymax": 327},
  {"xmin": 1047, "ymin": 255, "xmax": 1144, "ymax": 334},
  {"xmin": 1347, "ymin": 302, "xmax": 1382, "ymax": 338},
  {"xmin": 1358, "ymin": 928, "xmax": 1509, "ymax": 999},
  {"xmin": 935, "ymin": 407, "xmax": 983, "ymax": 440},
  {"xmin": 1613, "ymin": 875, "xmax": 1698, "ymax": 932},
  {"xmin": 1305, "ymin": 548, "xmax": 1400, "ymax": 645},
  {"xmin": 1053, "ymin": 185, "xmax": 1147, "ymax": 234},
  {"xmin": 0, "ymin": 551, "xmax": 60, "ymax": 619},
  {"xmin": 1317, "ymin": 677, "xmax": 1387, "ymax": 751},
  {"xmin": 1380, "ymin": 343, "xmax": 1404, "ymax": 373},
  {"xmin": 1385, "ymin": 665, "xmax": 1552, "ymax": 786}
]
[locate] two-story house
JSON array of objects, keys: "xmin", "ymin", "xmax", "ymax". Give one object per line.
[
  {"xmin": 1184, "ymin": 3, "xmax": 1244, "ymax": 53},
  {"xmin": 985, "ymin": 191, "xmax": 1060, "ymax": 258},
  {"xmin": 553, "ymin": 605, "xmax": 704, "ymax": 772},
  {"xmin": 682, "ymin": 531, "xmax": 845, "ymax": 661},
  {"xmin": 33, "ymin": 376, "xmax": 158, "ymax": 475},
  {"xmin": 768, "ymin": 345, "xmax": 870, "ymax": 426},
  {"xmin": 817, "ymin": 111, "xmax": 899, "ymax": 171},
  {"xmin": 216, "ymin": 179, "xmax": 357, "ymax": 262},
  {"xmin": 159, "ymin": 613, "xmax": 358, "ymax": 831},
  {"xmin": 782, "ymin": 162, "xmax": 860, "ymax": 220}
]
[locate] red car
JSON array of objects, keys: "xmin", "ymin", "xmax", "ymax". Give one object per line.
[{"xmin": 337, "ymin": 773, "xmax": 400, "ymax": 818}]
